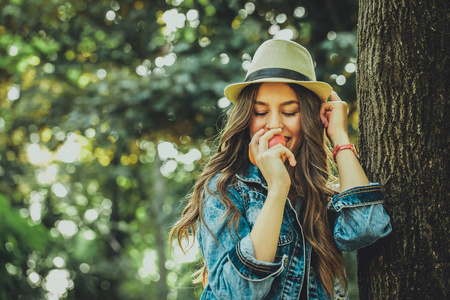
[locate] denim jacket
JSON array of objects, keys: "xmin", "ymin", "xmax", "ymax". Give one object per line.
[{"xmin": 197, "ymin": 165, "xmax": 392, "ymax": 300}]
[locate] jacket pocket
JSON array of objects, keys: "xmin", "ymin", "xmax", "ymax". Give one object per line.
[{"xmin": 278, "ymin": 218, "xmax": 293, "ymax": 246}]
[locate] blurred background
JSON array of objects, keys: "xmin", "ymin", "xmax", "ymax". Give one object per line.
[{"xmin": 0, "ymin": 0, "xmax": 361, "ymax": 299}]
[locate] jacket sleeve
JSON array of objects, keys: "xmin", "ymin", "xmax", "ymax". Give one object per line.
[
  {"xmin": 197, "ymin": 180, "xmax": 287, "ymax": 300},
  {"xmin": 327, "ymin": 183, "xmax": 392, "ymax": 251}
]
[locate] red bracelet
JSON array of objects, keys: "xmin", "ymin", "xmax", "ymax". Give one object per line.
[{"xmin": 332, "ymin": 144, "xmax": 359, "ymax": 163}]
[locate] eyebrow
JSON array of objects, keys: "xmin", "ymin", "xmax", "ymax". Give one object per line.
[{"xmin": 254, "ymin": 100, "xmax": 299, "ymax": 106}]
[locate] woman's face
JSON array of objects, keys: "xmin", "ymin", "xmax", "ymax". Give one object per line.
[{"xmin": 249, "ymin": 82, "xmax": 302, "ymax": 152}]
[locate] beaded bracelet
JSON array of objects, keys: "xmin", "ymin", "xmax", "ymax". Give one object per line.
[{"xmin": 332, "ymin": 144, "xmax": 359, "ymax": 163}]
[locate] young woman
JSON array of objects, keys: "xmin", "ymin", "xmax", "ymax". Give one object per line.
[{"xmin": 170, "ymin": 39, "xmax": 392, "ymax": 300}]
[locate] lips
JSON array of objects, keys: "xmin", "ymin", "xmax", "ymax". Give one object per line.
[{"xmin": 284, "ymin": 137, "xmax": 293, "ymax": 150}]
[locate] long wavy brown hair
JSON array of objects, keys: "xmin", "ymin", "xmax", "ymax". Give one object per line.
[{"xmin": 169, "ymin": 83, "xmax": 347, "ymax": 297}]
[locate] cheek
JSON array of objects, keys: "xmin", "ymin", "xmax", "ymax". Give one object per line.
[
  {"xmin": 288, "ymin": 118, "xmax": 302, "ymax": 149},
  {"xmin": 288, "ymin": 116, "xmax": 302, "ymax": 135},
  {"xmin": 249, "ymin": 118, "xmax": 264, "ymax": 137}
]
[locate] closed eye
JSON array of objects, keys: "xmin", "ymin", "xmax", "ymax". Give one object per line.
[
  {"xmin": 254, "ymin": 111, "xmax": 268, "ymax": 116},
  {"xmin": 254, "ymin": 111, "xmax": 298, "ymax": 117}
]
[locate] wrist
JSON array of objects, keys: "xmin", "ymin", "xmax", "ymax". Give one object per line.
[
  {"xmin": 333, "ymin": 144, "xmax": 359, "ymax": 163},
  {"xmin": 267, "ymin": 184, "xmax": 290, "ymax": 199}
]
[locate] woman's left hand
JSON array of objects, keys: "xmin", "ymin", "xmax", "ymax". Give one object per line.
[
  {"xmin": 320, "ymin": 92, "xmax": 370, "ymax": 190},
  {"xmin": 320, "ymin": 91, "xmax": 350, "ymax": 145}
]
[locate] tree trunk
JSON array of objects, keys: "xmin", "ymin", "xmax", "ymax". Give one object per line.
[
  {"xmin": 135, "ymin": 156, "xmax": 169, "ymax": 299},
  {"xmin": 150, "ymin": 157, "xmax": 169, "ymax": 300},
  {"xmin": 356, "ymin": 0, "xmax": 449, "ymax": 299}
]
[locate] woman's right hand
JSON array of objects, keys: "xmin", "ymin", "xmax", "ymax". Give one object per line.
[{"xmin": 249, "ymin": 128, "xmax": 296, "ymax": 191}]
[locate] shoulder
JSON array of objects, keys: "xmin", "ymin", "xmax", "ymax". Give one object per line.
[
  {"xmin": 203, "ymin": 172, "xmax": 245, "ymax": 206},
  {"xmin": 205, "ymin": 172, "xmax": 241, "ymax": 194},
  {"xmin": 202, "ymin": 164, "xmax": 266, "ymax": 206}
]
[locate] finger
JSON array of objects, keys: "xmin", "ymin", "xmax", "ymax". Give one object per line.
[
  {"xmin": 271, "ymin": 144, "xmax": 297, "ymax": 167},
  {"xmin": 319, "ymin": 104, "xmax": 328, "ymax": 125},
  {"xmin": 259, "ymin": 128, "xmax": 282, "ymax": 153},
  {"xmin": 320, "ymin": 103, "xmax": 332, "ymax": 127},
  {"xmin": 286, "ymin": 150, "xmax": 297, "ymax": 167},
  {"xmin": 249, "ymin": 129, "xmax": 265, "ymax": 157},
  {"xmin": 250, "ymin": 128, "xmax": 265, "ymax": 144},
  {"xmin": 330, "ymin": 91, "xmax": 341, "ymax": 101},
  {"xmin": 321, "ymin": 99, "xmax": 346, "ymax": 117},
  {"xmin": 284, "ymin": 148, "xmax": 297, "ymax": 167}
]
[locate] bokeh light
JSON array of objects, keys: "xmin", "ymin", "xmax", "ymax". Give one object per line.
[
  {"xmin": 7, "ymin": 85, "xmax": 20, "ymax": 101},
  {"xmin": 43, "ymin": 269, "xmax": 73, "ymax": 299},
  {"xmin": 56, "ymin": 220, "xmax": 78, "ymax": 238}
]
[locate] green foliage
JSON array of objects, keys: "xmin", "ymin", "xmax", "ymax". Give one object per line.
[
  {"xmin": 0, "ymin": 0, "xmax": 360, "ymax": 298},
  {"xmin": 0, "ymin": 194, "xmax": 49, "ymax": 298}
]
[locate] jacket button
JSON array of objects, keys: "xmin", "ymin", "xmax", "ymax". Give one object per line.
[{"xmin": 309, "ymin": 267, "xmax": 313, "ymax": 275}]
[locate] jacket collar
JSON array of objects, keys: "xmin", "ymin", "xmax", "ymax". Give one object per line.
[
  {"xmin": 236, "ymin": 164, "xmax": 268, "ymax": 188},
  {"xmin": 237, "ymin": 164, "xmax": 305, "ymax": 200}
]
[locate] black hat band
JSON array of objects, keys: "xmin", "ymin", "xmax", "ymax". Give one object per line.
[{"xmin": 245, "ymin": 68, "xmax": 312, "ymax": 82}]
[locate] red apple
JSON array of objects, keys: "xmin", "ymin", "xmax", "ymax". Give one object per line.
[
  {"xmin": 249, "ymin": 148, "xmax": 256, "ymax": 165},
  {"xmin": 249, "ymin": 134, "xmax": 287, "ymax": 165},
  {"xmin": 268, "ymin": 134, "xmax": 286, "ymax": 149}
]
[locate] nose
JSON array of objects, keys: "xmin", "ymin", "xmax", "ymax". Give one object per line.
[{"xmin": 265, "ymin": 112, "xmax": 283, "ymax": 131}]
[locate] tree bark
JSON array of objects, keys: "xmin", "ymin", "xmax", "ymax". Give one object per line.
[{"xmin": 356, "ymin": 0, "xmax": 449, "ymax": 299}]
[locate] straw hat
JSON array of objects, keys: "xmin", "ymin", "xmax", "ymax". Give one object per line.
[{"xmin": 224, "ymin": 39, "xmax": 332, "ymax": 103}]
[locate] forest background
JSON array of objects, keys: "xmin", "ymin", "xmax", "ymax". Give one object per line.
[{"xmin": 1, "ymin": 0, "xmax": 365, "ymax": 299}]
